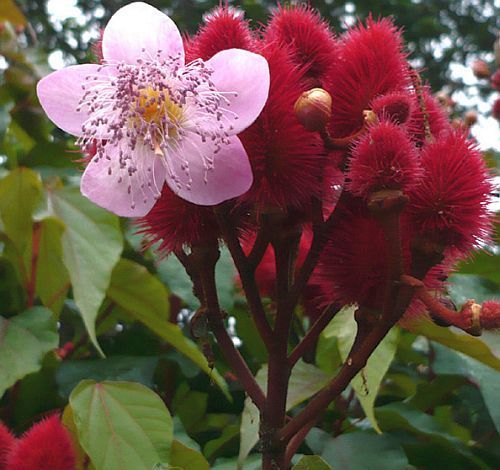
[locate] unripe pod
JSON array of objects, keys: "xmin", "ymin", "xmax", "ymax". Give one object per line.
[
  {"xmin": 491, "ymin": 70, "xmax": 500, "ymax": 91},
  {"xmin": 294, "ymin": 88, "xmax": 332, "ymax": 131},
  {"xmin": 472, "ymin": 60, "xmax": 490, "ymax": 79},
  {"xmin": 464, "ymin": 110, "xmax": 478, "ymax": 127}
]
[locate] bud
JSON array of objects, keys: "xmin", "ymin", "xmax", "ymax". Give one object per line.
[
  {"xmin": 294, "ymin": 88, "xmax": 332, "ymax": 131},
  {"xmin": 464, "ymin": 110, "xmax": 478, "ymax": 127},
  {"xmin": 435, "ymin": 91, "xmax": 454, "ymax": 108},
  {"xmin": 491, "ymin": 70, "xmax": 500, "ymax": 91},
  {"xmin": 451, "ymin": 118, "xmax": 465, "ymax": 130},
  {"xmin": 471, "ymin": 60, "xmax": 490, "ymax": 79},
  {"xmin": 363, "ymin": 109, "xmax": 378, "ymax": 126},
  {"xmin": 493, "ymin": 98, "xmax": 500, "ymax": 121}
]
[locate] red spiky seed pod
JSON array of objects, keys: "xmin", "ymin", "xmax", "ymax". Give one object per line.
[
  {"xmin": 325, "ymin": 17, "xmax": 410, "ymax": 138},
  {"xmin": 407, "ymin": 131, "xmax": 493, "ymax": 254},
  {"xmin": 370, "ymin": 91, "xmax": 413, "ymax": 125},
  {"xmin": 348, "ymin": 121, "xmax": 422, "ymax": 198},
  {"xmin": 137, "ymin": 185, "xmax": 220, "ymax": 254},
  {"xmin": 238, "ymin": 44, "xmax": 325, "ymax": 213},
  {"xmin": 294, "ymin": 88, "xmax": 332, "ymax": 132},
  {"xmin": 479, "ymin": 300, "xmax": 500, "ymax": 330},
  {"xmin": 315, "ymin": 199, "xmax": 394, "ymax": 310},
  {"xmin": 0, "ymin": 422, "xmax": 15, "ymax": 468},
  {"xmin": 5, "ymin": 416, "xmax": 75, "ymax": 470},
  {"xmin": 408, "ymin": 90, "xmax": 451, "ymax": 143},
  {"xmin": 471, "ymin": 59, "xmax": 491, "ymax": 79},
  {"xmin": 184, "ymin": 5, "xmax": 255, "ymax": 62},
  {"xmin": 263, "ymin": 4, "xmax": 338, "ymax": 84}
]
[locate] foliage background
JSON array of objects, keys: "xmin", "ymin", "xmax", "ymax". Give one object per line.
[{"xmin": 0, "ymin": 0, "xmax": 499, "ymax": 468}]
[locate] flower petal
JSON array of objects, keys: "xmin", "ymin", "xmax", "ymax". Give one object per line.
[
  {"xmin": 81, "ymin": 142, "xmax": 166, "ymax": 217},
  {"xmin": 206, "ymin": 49, "xmax": 270, "ymax": 134},
  {"xmin": 37, "ymin": 64, "xmax": 106, "ymax": 136},
  {"xmin": 102, "ymin": 2, "xmax": 184, "ymax": 65},
  {"xmin": 166, "ymin": 136, "xmax": 252, "ymax": 205}
]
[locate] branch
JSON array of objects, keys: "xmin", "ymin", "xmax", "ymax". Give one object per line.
[
  {"xmin": 288, "ymin": 304, "xmax": 340, "ymax": 367},
  {"xmin": 191, "ymin": 244, "xmax": 266, "ymax": 411},
  {"xmin": 214, "ymin": 205, "xmax": 274, "ymax": 350}
]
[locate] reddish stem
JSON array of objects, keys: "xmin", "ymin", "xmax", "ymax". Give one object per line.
[
  {"xmin": 288, "ymin": 304, "xmax": 340, "ymax": 367},
  {"xmin": 191, "ymin": 244, "xmax": 266, "ymax": 411},
  {"xmin": 26, "ymin": 222, "xmax": 41, "ymax": 308},
  {"xmin": 214, "ymin": 205, "xmax": 274, "ymax": 350}
]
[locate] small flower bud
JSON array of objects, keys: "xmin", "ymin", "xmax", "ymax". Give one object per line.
[
  {"xmin": 491, "ymin": 70, "xmax": 500, "ymax": 91},
  {"xmin": 363, "ymin": 109, "xmax": 378, "ymax": 126},
  {"xmin": 464, "ymin": 110, "xmax": 478, "ymax": 127},
  {"xmin": 493, "ymin": 98, "xmax": 500, "ymax": 121},
  {"xmin": 294, "ymin": 88, "xmax": 332, "ymax": 131},
  {"xmin": 472, "ymin": 60, "xmax": 490, "ymax": 79}
]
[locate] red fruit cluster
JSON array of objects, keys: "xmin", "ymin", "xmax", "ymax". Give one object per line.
[
  {"xmin": 0, "ymin": 416, "xmax": 76, "ymax": 470},
  {"xmin": 138, "ymin": 4, "xmax": 495, "ymax": 329}
]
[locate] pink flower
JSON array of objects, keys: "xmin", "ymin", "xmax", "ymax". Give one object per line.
[{"xmin": 37, "ymin": 2, "xmax": 270, "ymax": 216}]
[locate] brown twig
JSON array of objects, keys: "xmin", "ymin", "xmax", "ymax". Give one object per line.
[
  {"xmin": 288, "ymin": 304, "xmax": 340, "ymax": 367},
  {"xmin": 214, "ymin": 205, "xmax": 274, "ymax": 350},
  {"xmin": 191, "ymin": 244, "xmax": 266, "ymax": 411}
]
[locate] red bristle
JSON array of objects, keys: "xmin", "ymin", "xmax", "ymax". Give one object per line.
[
  {"xmin": 6, "ymin": 416, "xmax": 75, "ymax": 470},
  {"xmin": 480, "ymin": 300, "xmax": 500, "ymax": 330},
  {"xmin": 137, "ymin": 184, "xmax": 220, "ymax": 254},
  {"xmin": 263, "ymin": 4, "xmax": 339, "ymax": 85},
  {"xmin": 238, "ymin": 43, "xmax": 325, "ymax": 213},
  {"xmin": 240, "ymin": 229, "xmax": 313, "ymax": 299},
  {"xmin": 325, "ymin": 17, "xmax": 410, "ymax": 138},
  {"xmin": 408, "ymin": 89, "xmax": 451, "ymax": 143},
  {"xmin": 348, "ymin": 120, "xmax": 422, "ymax": 198},
  {"xmin": 315, "ymin": 199, "xmax": 392, "ymax": 310},
  {"xmin": 184, "ymin": 5, "xmax": 256, "ymax": 62},
  {"xmin": 0, "ymin": 422, "xmax": 16, "ymax": 469},
  {"xmin": 370, "ymin": 91, "xmax": 413, "ymax": 125},
  {"xmin": 407, "ymin": 131, "xmax": 493, "ymax": 254}
]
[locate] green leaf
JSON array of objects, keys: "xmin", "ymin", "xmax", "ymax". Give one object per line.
[
  {"xmin": 48, "ymin": 187, "xmax": 123, "ymax": 354},
  {"xmin": 170, "ymin": 439, "xmax": 209, "ymax": 470},
  {"xmin": 376, "ymin": 402, "xmax": 485, "ymax": 465},
  {"xmin": 70, "ymin": 380, "xmax": 173, "ymax": 470},
  {"xmin": 323, "ymin": 306, "xmax": 399, "ymax": 432},
  {"xmin": 0, "ymin": 307, "xmax": 58, "ymax": 398},
  {"xmin": 433, "ymin": 343, "xmax": 500, "ymax": 433},
  {"xmin": 293, "ymin": 455, "xmax": 331, "ymax": 470},
  {"xmin": 36, "ymin": 216, "xmax": 69, "ymax": 315},
  {"xmin": 306, "ymin": 428, "xmax": 408, "ymax": 470},
  {"xmin": 239, "ymin": 361, "xmax": 329, "ymax": 467},
  {"xmin": 156, "ymin": 246, "xmax": 235, "ymax": 311},
  {"xmin": 204, "ymin": 424, "xmax": 240, "ymax": 462},
  {"xmin": 107, "ymin": 258, "xmax": 229, "ymax": 398},
  {"xmin": 457, "ymin": 251, "xmax": 500, "ymax": 285},
  {"xmin": 406, "ymin": 317, "xmax": 500, "ymax": 370},
  {"xmin": 56, "ymin": 356, "xmax": 159, "ymax": 399},
  {"xmin": 0, "ymin": 167, "xmax": 41, "ymax": 252},
  {"xmin": 447, "ymin": 274, "xmax": 499, "ymax": 305}
]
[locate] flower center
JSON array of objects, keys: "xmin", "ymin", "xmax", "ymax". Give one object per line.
[
  {"xmin": 136, "ymin": 86, "xmax": 183, "ymax": 138},
  {"xmin": 76, "ymin": 53, "xmax": 239, "ymax": 210}
]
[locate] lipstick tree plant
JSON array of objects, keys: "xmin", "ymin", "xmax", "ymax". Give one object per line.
[{"xmin": 0, "ymin": 2, "xmax": 499, "ymax": 470}]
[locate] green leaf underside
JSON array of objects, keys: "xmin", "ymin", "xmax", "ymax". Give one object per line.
[
  {"xmin": 49, "ymin": 187, "xmax": 123, "ymax": 355},
  {"xmin": 0, "ymin": 307, "xmax": 58, "ymax": 398},
  {"xmin": 323, "ymin": 306, "xmax": 399, "ymax": 432},
  {"xmin": 107, "ymin": 258, "xmax": 229, "ymax": 397},
  {"xmin": 70, "ymin": 380, "xmax": 173, "ymax": 470}
]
